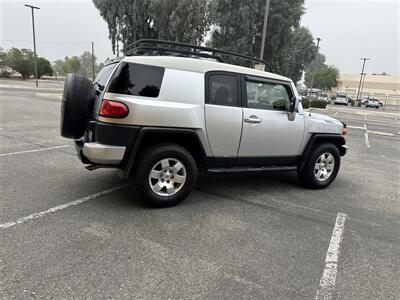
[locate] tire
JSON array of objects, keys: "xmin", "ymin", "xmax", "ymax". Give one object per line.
[
  {"xmin": 298, "ymin": 143, "xmax": 341, "ymax": 189},
  {"xmin": 134, "ymin": 144, "xmax": 198, "ymax": 207},
  {"xmin": 60, "ymin": 73, "xmax": 94, "ymax": 139}
]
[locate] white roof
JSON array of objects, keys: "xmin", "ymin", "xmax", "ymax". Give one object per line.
[{"xmin": 122, "ymin": 56, "xmax": 291, "ymax": 82}]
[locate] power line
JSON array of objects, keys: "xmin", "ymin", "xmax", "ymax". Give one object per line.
[{"xmin": 0, "ymin": 38, "xmax": 96, "ymax": 45}]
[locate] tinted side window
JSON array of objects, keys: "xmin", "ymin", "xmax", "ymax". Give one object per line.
[
  {"xmin": 246, "ymin": 81, "xmax": 291, "ymax": 111},
  {"xmin": 107, "ymin": 62, "xmax": 164, "ymax": 98},
  {"xmin": 207, "ymin": 74, "xmax": 238, "ymax": 106}
]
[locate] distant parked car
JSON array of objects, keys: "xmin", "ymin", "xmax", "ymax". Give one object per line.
[
  {"xmin": 365, "ymin": 98, "xmax": 380, "ymax": 109},
  {"xmin": 318, "ymin": 93, "xmax": 329, "ymax": 102},
  {"xmin": 361, "ymin": 97, "xmax": 369, "ymax": 105},
  {"xmin": 334, "ymin": 93, "xmax": 348, "ymax": 106}
]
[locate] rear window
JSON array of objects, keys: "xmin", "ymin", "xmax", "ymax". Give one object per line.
[{"xmin": 107, "ymin": 62, "xmax": 164, "ymax": 98}]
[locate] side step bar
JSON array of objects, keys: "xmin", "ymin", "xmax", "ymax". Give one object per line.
[{"xmin": 206, "ymin": 166, "xmax": 297, "ymax": 174}]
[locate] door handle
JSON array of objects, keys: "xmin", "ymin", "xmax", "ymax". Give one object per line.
[{"xmin": 244, "ymin": 115, "xmax": 262, "ymax": 123}]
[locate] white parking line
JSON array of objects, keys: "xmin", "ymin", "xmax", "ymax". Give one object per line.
[
  {"xmin": 0, "ymin": 145, "xmax": 69, "ymax": 157},
  {"xmin": 347, "ymin": 126, "xmax": 395, "ymax": 137},
  {"xmin": 0, "ymin": 185, "xmax": 130, "ymax": 230},
  {"xmin": 347, "ymin": 125, "xmax": 365, "ymax": 130},
  {"xmin": 367, "ymin": 130, "xmax": 394, "ymax": 137},
  {"xmin": 364, "ymin": 113, "xmax": 367, "ymax": 121},
  {"xmin": 315, "ymin": 212, "xmax": 347, "ymax": 300},
  {"xmin": 364, "ymin": 124, "xmax": 370, "ymax": 148}
]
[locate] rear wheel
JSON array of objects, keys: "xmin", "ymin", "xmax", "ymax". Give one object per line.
[
  {"xmin": 134, "ymin": 144, "xmax": 197, "ymax": 207},
  {"xmin": 298, "ymin": 143, "xmax": 341, "ymax": 189}
]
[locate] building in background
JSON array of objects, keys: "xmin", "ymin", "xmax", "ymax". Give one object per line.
[{"xmin": 338, "ymin": 73, "xmax": 400, "ymax": 106}]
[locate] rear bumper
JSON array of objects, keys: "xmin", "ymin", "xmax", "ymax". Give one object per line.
[
  {"xmin": 83, "ymin": 142, "xmax": 126, "ymax": 164},
  {"xmin": 74, "ymin": 121, "xmax": 140, "ymax": 166}
]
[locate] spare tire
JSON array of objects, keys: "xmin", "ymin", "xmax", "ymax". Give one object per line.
[{"xmin": 60, "ymin": 74, "xmax": 94, "ymax": 139}]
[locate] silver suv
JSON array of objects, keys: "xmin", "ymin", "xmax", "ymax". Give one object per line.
[{"xmin": 60, "ymin": 40, "xmax": 347, "ymax": 207}]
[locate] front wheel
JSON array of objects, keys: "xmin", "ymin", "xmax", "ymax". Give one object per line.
[
  {"xmin": 298, "ymin": 143, "xmax": 341, "ymax": 189},
  {"xmin": 134, "ymin": 144, "xmax": 198, "ymax": 207}
]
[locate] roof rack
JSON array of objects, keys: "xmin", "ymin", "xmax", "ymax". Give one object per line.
[{"xmin": 124, "ymin": 39, "xmax": 273, "ymax": 72}]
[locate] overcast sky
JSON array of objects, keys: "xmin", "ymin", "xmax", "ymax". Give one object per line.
[{"xmin": 1, "ymin": 0, "xmax": 399, "ymax": 75}]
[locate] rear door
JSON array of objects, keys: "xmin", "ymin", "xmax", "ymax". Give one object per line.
[
  {"xmin": 238, "ymin": 76, "xmax": 304, "ymax": 157},
  {"xmin": 204, "ymin": 72, "xmax": 242, "ymax": 157}
]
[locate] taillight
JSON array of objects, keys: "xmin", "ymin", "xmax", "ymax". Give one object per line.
[{"xmin": 99, "ymin": 99, "xmax": 129, "ymax": 118}]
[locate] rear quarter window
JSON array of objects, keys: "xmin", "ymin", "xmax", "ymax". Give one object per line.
[
  {"xmin": 94, "ymin": 63, "xmax": 117, "ymax": 89},
  {"xmin": 107, "ymin": 62, "xmax": 164, "ymax": 98}
]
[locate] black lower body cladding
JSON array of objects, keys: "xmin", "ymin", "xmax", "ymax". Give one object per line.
[{"xmin": 60, "ymin": 73, "xmax": 94, "ymax": 139}]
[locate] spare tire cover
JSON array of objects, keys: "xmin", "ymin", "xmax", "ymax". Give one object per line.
[{"xmin": 60, "ymin": 73, "xmax": 94, "ymax": 139}]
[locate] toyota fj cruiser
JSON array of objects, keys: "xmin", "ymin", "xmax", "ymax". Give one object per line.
[{"xmin": 60, "ymin": 40, "xmax": 347, "ymax": 207}]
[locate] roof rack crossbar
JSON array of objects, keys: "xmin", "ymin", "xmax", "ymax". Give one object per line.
[
  {"xmin": 124, "ymin": 39, "xmax": 273, "ymax": 72},
  {"xmin": 129, "ymin": 46, "xmax": 223, "ymax": 62}
]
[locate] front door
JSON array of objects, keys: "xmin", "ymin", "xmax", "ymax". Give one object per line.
[{"xmin": 238, "ymin": 78, "xmax": 304, "ymax": 157}]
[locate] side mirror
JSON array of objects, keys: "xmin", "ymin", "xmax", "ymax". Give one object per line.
[
  {"xmin": 288, "ymin": 96, "xmax": 298, "ymax": 121},
  {"xmin": 289, "ymin": 96, "xmax": 296, "ymax": 112}
]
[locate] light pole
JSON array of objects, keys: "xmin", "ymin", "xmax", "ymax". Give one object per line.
[
  {"xmin": 310, "ymin": 37, "xmax": 321, "ymax": 90},
  {"xmin": 25, "ymin": 4, "xmax": 40, "ymax": 87},
  {"xmin": 360, "ymin": 72, "xmax": 367, "ymax": 99},
  {"xmin": 91, "ymin": 42, "xmax": 95, "ymax": 81},
  {"xmin": 259, "ymin": 0, "xmax": 271, "ymax": 61},
  {"xmin": 356, "ymin": 58, "xmax": 370, "ymax": 100}
]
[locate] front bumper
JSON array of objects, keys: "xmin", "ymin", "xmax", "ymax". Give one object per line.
[{"xmin": 341, "ymin": 144, "xmax": 348, "ymax": 156}]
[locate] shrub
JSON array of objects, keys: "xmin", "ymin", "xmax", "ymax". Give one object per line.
[
  {"xmin": 310, "ymin": 99, "xmax": 328, "ymax": 109},
  {"xmin": 302, "ymin": 98, "xmax": 311, "ymax": 109},
  {"xmin": 0, "ymin": 70, "xmax": 12, "ymax": 78}
]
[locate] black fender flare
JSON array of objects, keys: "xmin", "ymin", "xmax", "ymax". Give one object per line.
[
  {"xmin": 121, "ymin": 127, "xmax": 207, "ymax": 179},
  {"xmin": 299, "ymin": 133, "xmax": 346, "ymax": 171}
]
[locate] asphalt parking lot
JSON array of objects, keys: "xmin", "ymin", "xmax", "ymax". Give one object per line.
[{"xmin": 1, "ymin": 88, "xmax": 399, "ymax": 299}]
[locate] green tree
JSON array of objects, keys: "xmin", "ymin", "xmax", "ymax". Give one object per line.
[
  {"xmin": 63, "ymin": 56, "xmax": 81, "ymax": 74},
  {"xmin": 0, "ymin": 47, "xmax": 11, "ymax": 78},
  {"xmin": 280, "ymin": 27, "xmax": 317, "ymax": 83},
  {"xmin": 150, "ymin": 0, "xmax": 209, "ymax": 44},
  {"xmin": 304, "ymin": 53, "xmax": 326, "ymax": 87},
  {"xmin": 52, "ymin": 59, "xmax": 65, "ymax": 76},
  {"xmin": 93, "ymin": 0, "xmax": 154, "ymax": 55},
  {"xmin": 312, "ymin": 66, "xmax": 340, "ymax": 92},
  {"xmin": 93, "ymin": 0, "xmax": 209, "ymax": 54},
  {"xmin": 37, "ymin": 57, "xmax": 53, "ymax": 78},
  {"xmin": 0, "ymin": 47, "xmax": 6, "ymax": 69},
  {"xmin": 79, "ymin": 51, "xmax": 96, "ymax": 77},
  {"xmin": 96, "ymin": 62, "xmax": 104, "ymax": 74},
  {"xmin": 6, "ymin": 48, "xmax": 34, "ymax": 79},
  {"xmin": 207, "ymin": 0, "xmax": 315, "ymax": 82}
]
